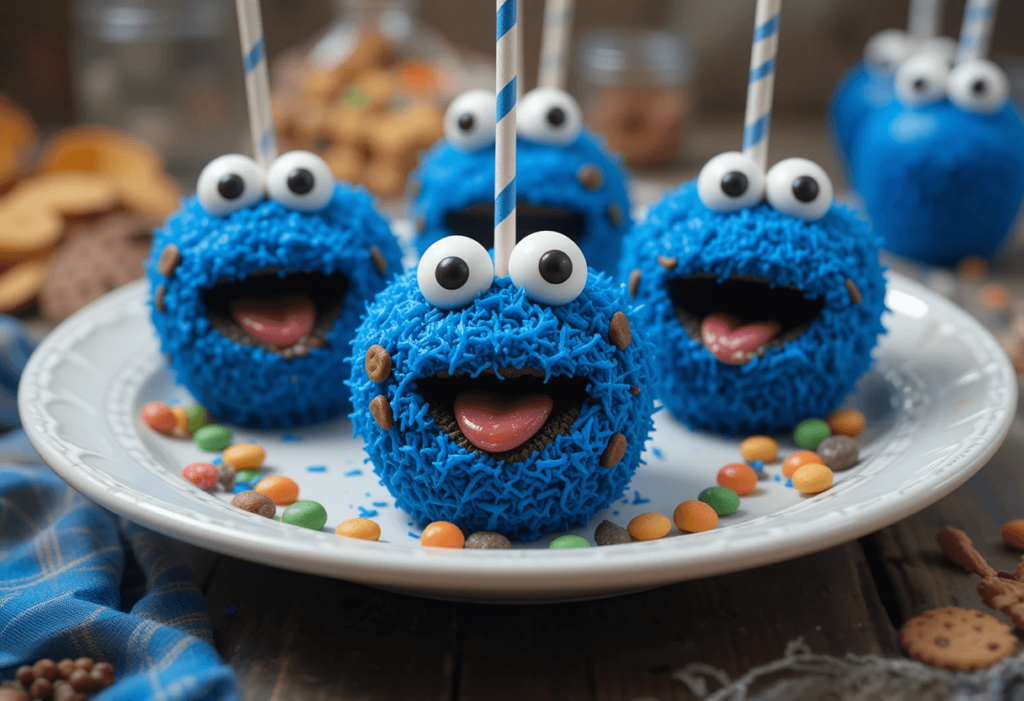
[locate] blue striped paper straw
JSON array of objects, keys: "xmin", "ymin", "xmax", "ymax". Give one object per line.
[
  {"xmin": 956, "ymin": 0, "xmax": 999, "ymax": 63},
  {"xmin": 234, "ymin": 0, "xmax": 278, "ymax": 170},
  {"xmin": 538, "ymin": 0, "xmax": 575, "ymax": 89},
  {"xmin": 908, "ymin": 0, "xmax": 942, "ymax": 41},
  {"xmin": 742, "ymin": 0, "xmax": 782, "ymax": 172},
  {"xmin": 495, "ymin": 0, "xmax": 518, "ymax": 277}
]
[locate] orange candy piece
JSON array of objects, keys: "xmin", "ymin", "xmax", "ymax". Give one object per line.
[
  {"xmin": 782, "ymin": 450, "xmax": 823, "ymax": 478},
  {"xmin": 170, "ymin": 406, "xmax": 188, "ymax": 433},
  {"xmin": 336, "ymin": 518, "xmax": 382, "ymax": 541},
  {"xmin": 627, "ymin": 512, "xmax": 672, "ymax": 541},
  {"xmin": 140, "ymin": 402, "xmax": 175, "ymax": 435},
  {"xmin": 717, "ymin": 463, "xmax": 758, "ymax": 496},
  {"xmin": 1001, "ymin": 520, "xmax": 1024, "ymax": 550},
  {"xmin": 673, "ymin": 500, "xmax": 719, "ymax": 533},
  {"xmin": 826, "ymin": 408, "xmax": 865, "ymax": 438},
  {"xmin": 421, "ymin": 521, "xmax": 465, "ymax": 548},
  {"xmin": 254, "ymin": 475, "xmax": 299, "ymax": 505}
]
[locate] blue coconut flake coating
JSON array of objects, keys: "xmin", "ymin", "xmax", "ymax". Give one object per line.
[
  {"xmin": 828, "ymin": 63, "xmax": 896, "ymax": 178},
  {"xmin": 348, "ymin": 274, "xmax": 656, "ymax": 542},
  {"xmin": 620, "ymin": 180, "xmax": 886, "ymax": 435},
  {"xmin": 408, "ymin": 129, "xmax": 632, "ymax": 275},
  {"xmin": 852, "ymin": 99, "xmax": 1024, "ymax": 265},
  {"xmin": 148, "ymin": 185, "xmax": 403, "ymax": 428}
]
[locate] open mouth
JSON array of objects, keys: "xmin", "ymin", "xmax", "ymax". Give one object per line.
[
  {"xmin": 414, "ymin": 367, "xmax": 590, "ymax": 463},
  {"xmin": 669, "ymin": 274, "xmax": 825, "ymax": 365},
  {"xmin": 445, "ymin": 202, "xmax": 586, "ymax": 250},
  {"xmin": 203, "ymin": 270, "xmax": 348, "ymax": 358}
]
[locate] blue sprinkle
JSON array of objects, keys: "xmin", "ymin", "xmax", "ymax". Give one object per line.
[
  {"xmin": 653, "ymin": 447, "xmax": 663, "ymax": 459},
  {"xmin": 749, "ymin": 460, "xmax": 764, "ymax": 473},
  {"xmin": 785, "ymin": 478, "xmax": 793, "ymax": 488},
  {"xmin": 407, "ymin": 521, "xmax": 414, "ymax": 527},
  {"xmin": 280, "ymin": 433, "xmax": 304, "ymax": 442},
  {"xmin": 408, "ymin": 531, "xmax": 421, "ymax": 539},
  {"xmin": 222, "ymin": 604, "xmax": 238, "ymax": 617},
  {"xmin": 306, "ymin": 465, "xmax": 327, "ymax": 472},
  {"xmin": 774, "ymin": 474, "xmax": 782, "ymax": 482},
  {"xmin": 612, "ymin": 510, "xmax": 619, "ymax": 516},
  {"xmin": 621, "ymin": 499, "xmax": 629, "ymax": 505},
  {"xmin": 344, "ymin": 469, "xmax": 363, "ymax": 477},
  {"xmin": 358, "ymin": 507, "xmax": 379, "ymax": 518},
  {"xmin": 631, "ymin": 491, "xmax": 651, "ymax": 505},
  {"xmin": 364, "ymin": 492, "xmax": 371, "ymax": 497},
  {"xmin": 212, "ymin": 456, "xmax": 223, "ymax": 466},
  {"xmin": 372, "ymin": 501, "xmax": 388, "ymax": 507}
]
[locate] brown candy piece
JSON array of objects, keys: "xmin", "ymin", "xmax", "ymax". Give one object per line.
[
  {"xmin": 816, "ymin": 435, "xmax": 859, "ymax": 472},
  {"xmin": 14, "ymin": 667, "xmax": 34, "ymax": 685},
  {"xmin": 464, "ymin": 531, "xmax": 511, "ymax": 549},
  {"xmin": 656, "ymin": 256, "xmax": 677, "ymax": 271},
  {"xmin": 30, "ymin": 677, "xmax": 53, "ymax": 697},
  {"xmin": 365, "ymin": 345, "xmax": 392, "ymax": 383},
  {"xmin": 608, "ymin": 312, "xmax": 632, "ymax": 350},
  {"xmin": 628, "ymin": 269, "xmax": 640, "ymax": 297},
  {"xmin": 231, "ymin": 491, "xmax": 276, "ymax": 518},
  {"xmin": 370, "ymin": 395, "xmax": 394, "ymax": 430},
  {"xmin": 0, "ymin": 686, "xmax": 30, "ymax": 701},
  {"xmin": 156, "ymin": 244, "xmax": 180, "ymax": 277},
  {"xmin": 576, "ymin": 164, "xmax": 604, "ymax": 191},
  {"xmin": 369, "ymin": 245, "xmax": 388, "ymax": 276},
  {"xmin": 600, "ymin": 433, "xmax": 627, "ymax": 468},
  {"xmin": 607, "ymin": 203, "xmax": 625, "ymax": 227},
  {"xmin": 845, "ymin": 278, "xmax": 863, "ymax": 304},
  {"xmin": 900, "ymin": 607, "xmax": 1015, "ymax": 670},
  {"xmin": 594, "ymin": 520, "xmax": 631, "ymax": 546}
]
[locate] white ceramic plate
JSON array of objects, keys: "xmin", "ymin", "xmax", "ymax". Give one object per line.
[{"xmin": 19, "ymin": 274, "xmax": 1016, "ymax": 602}]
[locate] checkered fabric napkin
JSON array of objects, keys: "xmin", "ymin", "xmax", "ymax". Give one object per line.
[{"xmin": 0, "ymin": 318, "xmax": 240, "ymax": 700}]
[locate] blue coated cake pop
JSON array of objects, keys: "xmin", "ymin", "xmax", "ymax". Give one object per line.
[
  {"xmin": 348, "ymin": 232, "xmax": 655, "ymax": 541},
  {"xmin": 148, "ymin": 151, "xmax": 402, "ymax": 428},
  {"xmin": 408, "ymin": 88, "xmax": 632, "ymax": 275}
]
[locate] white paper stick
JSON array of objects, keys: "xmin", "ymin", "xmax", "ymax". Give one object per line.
[
  {"xmin": 742, "ymin": 0, "xmax": 782, "ymax": 172},
  {"xmin": 956, "ymin": 0, "xmax": 999, "ymax": 63},
  {"xmin": 234, "ymin": 0, "xmax": 278, "ymax": 169},
  {"xmin": 495, "ymin": 0, "xmax": 518, "ymax": 277},
  {"xmin": 538, "ymin": 0, "xmax": 575, "ymax": 89},
  {"xmin": 908, "ymin": 0, "xmax": 942, "ymax": 41}
]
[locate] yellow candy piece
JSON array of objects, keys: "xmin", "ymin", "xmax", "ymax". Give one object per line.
[
  {"xmin": 336, "ymin": 518, "xmax": 382, "ymax": 541},
  {"xmin": 170, "ymin": 406, "xmax": 188, "ymax": 434},
  {"xmin": 739, "ymin": 435, "xmax": 778, "ymax": 463},
  {"xmin": 627, "ymin": 512, "xmax": 672, "ymax": 541},
  {"xmin": 792, "ymin": 463, "xmax": 833, "ymax": 494},
  {"xmin": 223, "ymin": 443, "xmax": 266, "ymax": 471}
]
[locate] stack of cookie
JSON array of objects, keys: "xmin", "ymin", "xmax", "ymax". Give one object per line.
[
  {"xmin": 272, "ymin": 31, "xmax": 445, "ymax": 197},
  {"xmin": 0, "ymin": 99, "xmax": 36, "ymax": 192},
  {"xmin": 0, "ymin": 110, "xmax": 181, "ymax": 321}
]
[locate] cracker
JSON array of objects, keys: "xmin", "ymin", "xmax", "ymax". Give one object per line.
[
  {"xmin": 900, "ymin": 607, "xmax": 1016, "ymax": 670},
  {"xmin": 9, "ymin": 172, "xmax": 119, "ymax": 217}
]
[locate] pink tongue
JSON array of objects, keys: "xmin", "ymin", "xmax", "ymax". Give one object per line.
[
  {"xmin": 701, "ymin": 312, "xmax": 782, "ymax": 365},
  {"xmin": 229, "ymin": 293, "xmax": 315, "ymax": 347},
  {"xmin": 454, "ymin": 389, "xmax": 554, "ymax": 453}
]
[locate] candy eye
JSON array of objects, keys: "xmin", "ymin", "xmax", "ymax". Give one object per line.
[
  {"xmin": 696, "ymin": 152, "xmax": 766, "ymax": 212},
  {"xmin": 894, "ymin": 53, "xmax": 949, "ymax": 107},
  {"xmin": 948, "ymin": 60, "xmax": 1009, "ymax": 115},
  {"xmin": 863, "ymin": 29, "xmax": 913, "ymax": 73},
  {"xmin": 517, "ymin": 88, "xmax": 583, "ymax": 146},
  {"xmin": 416, "ymin": 236, "xmax": 493, "ymax": 310},
  {"xmin": 765, "ymin": 158, "xmax": 834, "ymax": 222},
  {"xmin": 266, "ymin": 151, "xmax": 336, "ymax": 212},
  {"xmin": 444, "ymin": 90, "xmax": 497, "ymax": 152},
  {"xmin": 196, "ymin": 154, "xmax": 265, "ymax": 216},
  {"xmin": 916, "ymin": 36, "xmax": 958, "ymax": 67},
  {"xmin": 508, "ymin": 231, "xmax": 587, "ymax": 306}
]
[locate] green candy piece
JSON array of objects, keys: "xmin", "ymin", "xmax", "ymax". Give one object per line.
[
  {"xmin": 185, "ymin": 404, "xmax": 209, "ymax": 433},
  {"xmin": 193, "ymin": 424, "xmax": 231, "ymax": 451},
  {"xmin": 794, "ymin": 419, "xmax": 831, "ymax": 450},
  {"xmin": 549, "ymin": 534, "xmax": 590, "ymax": 550},
  {"xmin": 281, "ymin": 500, "xmax": 328, "ymax": 530},
  {"xmin": 236, "ymin": 469, "xmax": 262, "ymax": 482},
  {"xmin": 699, "ymin": 486, "xmax": 740, "ymax": 516}
]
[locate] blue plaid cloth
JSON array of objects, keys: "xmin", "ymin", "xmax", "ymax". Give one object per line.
[{"xmin": 0, "ymin": 318, "xmax": 239, "ymax": 700}]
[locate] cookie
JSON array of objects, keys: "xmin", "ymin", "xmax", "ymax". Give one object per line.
[
  {"xmin": 113, "ymin": 172, "xmax": 181, "ymax": 219},
  {"xmin": 0, "ymin": 200, "xmax": 64, "ymax": 260},
  {"xmin": 9, "ymin": 172, "xmax": 119, "ymax": 217},
  {"xmin": 0, "ymin": 97, "xmax": 37, "ymax": 186},
  {"xmin": 900, "ymin": 607, "xmax": 1016, "ymax": 670},
  {"xmin": 0, "ymin": 255, "xmax": 52, "ymax": 313},
  {"xmin": 40, "ymin": 212, "xmax": 157, "ymax": 322},
  {"xmin": 37, "ymin": 125, "xmax": 163, "ymax": 177}
]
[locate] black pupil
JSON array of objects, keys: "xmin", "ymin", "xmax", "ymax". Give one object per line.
[
  {"xmin": 436, "ymin": 256, "xmax": 470, "ymax": 290},
  {"xmin": 913, "ymin": 77, "xmax": 927, "ymax": 92},
  {"xmin": 720, "ymin": 171, "xmax": 748, "ymax": 198},
  {"xmin": 972, "ymin": 79, "xmax": 987, "ymax": 95},
  {"xmin": 792, "ymin": 176, "xmax": 819, "ymax": 203},
  {"xmin": 538, "ymin": 250, "xmax": 572, "ymax": 285},
  {"xmin": 547, "ymin": 107, "xmax": 566, "ymax": 127},
  {"xmin": 287, "ymin": 168, "xmax": 315, "ymax": 195},
  {"xmin": 218, "ymin": 174, "xmax": 245, "ymax": 200},
  {"xmin": 458, "ymin": 114, "xmax": 475, "ymax": 132}
]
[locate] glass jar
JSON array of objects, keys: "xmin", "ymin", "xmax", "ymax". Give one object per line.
[
  {"xmin": 73, "ymin": 0, "xmax": 247, "ymax": 182},
  {"xmin": 578, "ymin": 30, "xmax": 692, "ymax": 169}
]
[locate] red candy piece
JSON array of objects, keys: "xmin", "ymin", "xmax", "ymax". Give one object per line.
[
  {"xmin": 181, "ymin": 462, "xmax": 219, "ymax": 489},
  {"xmin": 717, "ymin": 463, "xmax": 758, "ymax": 496},
  {"xmin": 140, "ymin": 402, "xmax": 175, "ymax": 435}
]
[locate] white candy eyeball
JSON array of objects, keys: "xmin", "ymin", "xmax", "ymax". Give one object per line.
[
  {"xmin": 517, "ymin": 88, "xmax": 583, "ymax": 146},
  {"xmin": 864, "ymin": 29, "xmax": 914, "ymax": 72},
  {"xmin": 696, "ymin": 152, "xmax": 766, "ymax": 212},
  {"xmin": 196, "ymin": 154, "xmax": 265, "ymax": 216},
  {"xmin": 444, "ymin": 90, "xmax": 497, "ymax": 152},
  {"xmin": 948, "ymin": 59, "xmax": 1010, "ymax": 115},
  {"xmin": 508, "ymin": 231, "xmax": 587, "ymax": 306},
  {"xmin": 894, "ymin": 53, "xmax": 949, "ymax": 107},
  {"xmin": 417, "ymin": 236, "xmax": 493, "ymax": 310},
  {"xmin": 266, "ymin": 151, "xmax": 336, "ymax": 212},
  {"xmin": 765, "ymin": 158, "xmax": 834, "ymax": 222}
]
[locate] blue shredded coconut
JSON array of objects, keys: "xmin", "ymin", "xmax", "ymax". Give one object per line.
[
  {"xmin": 774, "ymin": 474, "xmax": 782, "ymax": 482},
  {"xmin": 349, "ymin": 273, "xmax": 656, "ymax": 542},
  {"xmin": 749, "ymin": 460, "xmax": 764, "ymax": 473},
  {"xmin": 652, "ymin": 447, "xmax": 663, "ymax": 459},
  {"xmin": 344, "ymin": 469, "xmax": 363, "ymax": 477},
  {"xmin": 853, "ymin": 99, "xmax": 1024, "ymax": 264},
  {"xmin": 631, "ymin": 491, "xmax": 651, "ymax": 505},
  {"xmin": 620, "ymin": 179, "xmax": 887, "ymax": 434},
  {"xmin": 372, "ymin": 501, "xmax": 388, "ymax": 507},
  {"xmin": 358, "ymin": 507, "xmax": 379, "ymax": 518},
  {"xmin": 147, "ymin": 184, "xmax": 403, "ymax": 428},
  {"xmin": 408, "ymin": 129, "xmax": 632, "ymax": 274},
  {"xmin": 612, "ymin": 510, "xmax": 619, "ymax": 516},
  {"xmin": 408, "ymin": 531, "xmax": 421, "ymax": 539},
  {"xmin": 280, "ymin": 433, "xmax": 304, "ymax": 442},
  {"xmin": 211, "ymin": 456, "xmax": 223, "ymax": 466},
  {"xmin": 306, "ymin": 465, "xmax": 327, "ymax": 472},
  {"xmin": 786, "ymin": 478, "xmax": 793, "ymax": 488}
]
